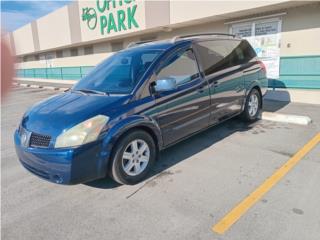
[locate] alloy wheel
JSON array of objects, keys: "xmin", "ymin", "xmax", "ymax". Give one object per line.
[
  {"xmin": 248, "ymin": 94, "xmax": 259, "ymax": 117},
  {"xmin": 121, "ymin": 139, "xmax": 150, "ymax": 176}
]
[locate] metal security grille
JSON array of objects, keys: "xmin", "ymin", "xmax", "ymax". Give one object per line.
[{"xmin": 30, "ymin": 133, "xmax": 51, "ymax": 148}]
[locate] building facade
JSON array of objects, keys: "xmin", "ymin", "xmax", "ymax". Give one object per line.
[{"xmin": 4, "ymin": 0, "xmax": 320, "ymax": 94}]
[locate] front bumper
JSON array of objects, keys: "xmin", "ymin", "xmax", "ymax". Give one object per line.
[{"xmin": 14, "ymin": 130, "xmax": 111, "ymax": 184}]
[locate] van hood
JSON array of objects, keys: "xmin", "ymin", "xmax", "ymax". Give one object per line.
[{"xmin": 21, "ymin": 92, "xmax": 131, "ymax": 137}]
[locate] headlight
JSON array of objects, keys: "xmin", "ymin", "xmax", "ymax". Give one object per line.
[{"xmin": 55, "ymin": 115, "xmax": 109, "ymax": 148}]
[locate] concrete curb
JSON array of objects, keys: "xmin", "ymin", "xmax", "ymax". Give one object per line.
[
  {"xmin": 260, "ymin": 112, "xmax": 312, "ymax": 125},
  {"xmin": 13, "ymin": 82, "xmax": 68, "ymax": 92},
  {"xmin": 15, "ymin": 78, "xmax": 74, "ymax": 90}
]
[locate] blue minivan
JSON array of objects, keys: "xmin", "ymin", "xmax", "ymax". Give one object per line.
[{"xmin": 14, "ymin": 33, "xmax": 267, "ymax": 185}]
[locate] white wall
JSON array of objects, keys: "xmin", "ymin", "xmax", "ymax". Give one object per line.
[
  {"xmin": 11, "ymin": 0, "xmax": 300, "ymax": 56},
  {"xmin": 14, "ymin": 19, "xmax": 227, "ymax": 70},
  {"xmin": 37, "ymin": 6, "xmax": 72, "ymax": 51},
  {"xmin": 12, "ymin": 24, "xmax": 35, "ymax": 55},
  {"xmin": 169, "ymin": 0, "xmax": 288, "ymax": 24},
  {"xmin": 12, "ymin": 1, "xmax": 320, "ymax": 68},
  {"xmin": 281, "ymin": 3, "xmax": 320, "ymax": 56},
  {"xmin": 158, "ymin": 20, "xmax": 228, "ymax": 40}
]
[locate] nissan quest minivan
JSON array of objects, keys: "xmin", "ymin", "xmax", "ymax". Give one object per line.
[{"xmin": 14, "ymin": 33, "xmax": 267, "ymax": 185}]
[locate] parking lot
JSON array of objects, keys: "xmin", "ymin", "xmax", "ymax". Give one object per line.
[{"xmin": 2, "ymin": 86, "xmax": 320, "ymax": 240}]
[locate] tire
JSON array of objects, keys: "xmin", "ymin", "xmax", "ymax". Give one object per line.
[
  {"xmin": 241, "ymin": 88, "xmax": 262, "ymax": 122},
  {"xmin": 109, "ymin": 130, "xmax": 156, "ymax": 185}
]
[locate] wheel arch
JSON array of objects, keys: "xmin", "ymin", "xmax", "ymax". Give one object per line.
[
  {"xmin": 105, "ymin": 116, "xmax": 163, "ymax": 164},
  {"xmin": 244, "ymin": 82, "xmax": 263, "ymax": 109},
  {"xmin": 251, "ymin": 85, "xmax": 263, "ymax": 108},
  {"xmin": 118, "ymin": 125, "xmax": 161, "ymax": 152}
]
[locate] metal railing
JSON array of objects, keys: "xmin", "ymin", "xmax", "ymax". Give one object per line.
[{"xmin": 16, "ymin": 66, "xmax": 95, "ymax": 80}]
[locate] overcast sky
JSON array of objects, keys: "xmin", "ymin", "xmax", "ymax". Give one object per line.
[{"xmin": 1, "ymin": 0, "xmax": 72, "ymax": 32}]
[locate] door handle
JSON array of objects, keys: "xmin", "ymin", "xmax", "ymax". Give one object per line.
[
  {"xmin": 198, "ymin": 85, "xmax": 205, "ymax": 93},
  {"xmin": 213, "ymin": 80, "xmax": 219, "ymax": 88}
]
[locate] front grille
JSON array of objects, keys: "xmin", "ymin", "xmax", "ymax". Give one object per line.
[{"xmin": 30, "ymin": 132, "xmax": 51, "ymax": 148}]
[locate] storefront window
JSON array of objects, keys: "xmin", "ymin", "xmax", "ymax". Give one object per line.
[
  {"xmin": 232, "ymin": 24, "xmax": 252, "ymax": 38},
  {"xmin": 231, "ymin": 18, "xmax": 281, "ymax": 79},
  {"xmin": 255, "ymin": 21, "xmax": 278, "ymax": 36}
]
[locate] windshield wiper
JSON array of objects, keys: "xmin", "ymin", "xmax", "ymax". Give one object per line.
[{"xmin": 72, "ymin": 89, "xmax": 109, "ymax": 96}]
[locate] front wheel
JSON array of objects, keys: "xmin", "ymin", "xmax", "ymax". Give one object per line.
[
  {"xmin": 241, "ymin": 88, "xmax": 262, "ymax": 122},
  {"xmin": 109, "ymin": 130, "xmax": 156, "ymax": 185}
]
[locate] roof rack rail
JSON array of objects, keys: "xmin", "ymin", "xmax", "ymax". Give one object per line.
[
  {"xmin": 127, "ymin": 40, "xmax": 155, "ymax": 48},
  {"xmin": 172, "ymin": 33, "xmax": 236, "ymax": 42}
]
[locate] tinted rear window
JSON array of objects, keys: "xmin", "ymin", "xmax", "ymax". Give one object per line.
[
  {"xmin": 194, "ymin": 40, "xmax": 256, "ymax": 76},
  {"xmin": 238, "ymin": 40, "xmax": 257, "ymax": 63}
]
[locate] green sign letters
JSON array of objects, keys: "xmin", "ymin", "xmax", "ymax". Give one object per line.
[{"xmin": 82, "ymin": 0, "xmax": 140, "ymax": 35}]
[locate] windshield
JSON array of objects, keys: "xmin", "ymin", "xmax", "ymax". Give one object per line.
[{"xmin": 73, "ymin": 49, "xmax": 162, "ymax": 94}]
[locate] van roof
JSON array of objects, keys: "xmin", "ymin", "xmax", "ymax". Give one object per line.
[{"xmin": 126, "ymin": 33, "xmax": 241, "ymax": 50}]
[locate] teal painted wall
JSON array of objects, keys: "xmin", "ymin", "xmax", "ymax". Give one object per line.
[
  {"xmin": 17, "ymin": 55, "xmax": 320, "ymax": 89},
  {"xmin": 16, "ymin": 66, "xmax": 94, "ymax": 80},
  {"xmin": 270, "ymin": 55, "xmax": 320, "ymax": 89}
]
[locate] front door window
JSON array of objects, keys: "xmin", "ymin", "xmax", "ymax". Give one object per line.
[{"xmin": 156, "ymin": 49, "xmax": 199, "ymax": 85}]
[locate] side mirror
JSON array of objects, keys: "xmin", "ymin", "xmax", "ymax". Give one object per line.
[{"xmin": 153, "ymin": 78, "xmax": 177, "ymax": 92}]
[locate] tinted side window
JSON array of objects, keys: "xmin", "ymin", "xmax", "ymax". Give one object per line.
[
  {"xmin": 238, "ymin": 40, "xmax": 256, "ymax": 63},
  {"xmin": 195, "ymin": 40, "xmax": 235, "ymax": 76},
  {"xmin": 157, "ymin": 49, "xmax": 199, "ymax": 85},
  {"xmin": 195, "ymin": 40, "xmax": 256, "ymax": 76}
]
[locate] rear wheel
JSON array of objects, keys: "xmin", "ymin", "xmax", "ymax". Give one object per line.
[
  {"xmin": 241, "ymin": 88, "xmax": 262, "ymax": 122},
  {"xmin": 109, "ymin": 130, "xmax": 156, "ymax": 185}
]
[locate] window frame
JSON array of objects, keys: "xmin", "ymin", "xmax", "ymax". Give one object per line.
[
  {"xmin": 84, "ymin": 45, "xmax": 93, "ymax": 55},
  {"xmin": 111, "ymin": 42, "xmax": 123, "ymax": 52},
  {"xmin": 70, "ymin": 47, "xmax": 78, "ymax": 57},
  {"xmin": 56, "ymin": 50, "xmax": 63, "ymax": 58}
]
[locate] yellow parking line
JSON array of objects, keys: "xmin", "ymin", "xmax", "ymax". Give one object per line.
[{"xmin": 212, "ymin": 132, "xmax": 320, "ymax": 235}]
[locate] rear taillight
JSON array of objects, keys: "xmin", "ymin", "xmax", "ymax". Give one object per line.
[{"xmin": 258, "ymin": 60, "xmax": 267, "ymax": 74}]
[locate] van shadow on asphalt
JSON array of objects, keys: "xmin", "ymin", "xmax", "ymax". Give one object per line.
[
  {"xmin": 263, "ymin": 99, "xmax": 290, "ymax": 112},
  {"xmin": 85, "ymin": 117, "xmax": 255, "ymax": 189}
]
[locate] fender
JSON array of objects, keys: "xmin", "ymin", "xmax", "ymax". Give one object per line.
[
  {"xmin": 101, "ymin": 114, "xmax": 163, "ymax": 157},
  {"xmin": 242, "ymin": 80, "xmax": 263, "ymax": 111},
  {"xmin": 74, "ymin": 115, "xmax": 162, "ymax": 179},
  {"xmin": 245, "ymin": 80, "xmax": 262, "ymax": 96}
]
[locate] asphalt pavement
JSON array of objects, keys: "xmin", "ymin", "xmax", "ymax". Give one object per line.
[{"xmin": 2, "ymin": 86, "xmax": 320, "ymax": 240}]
